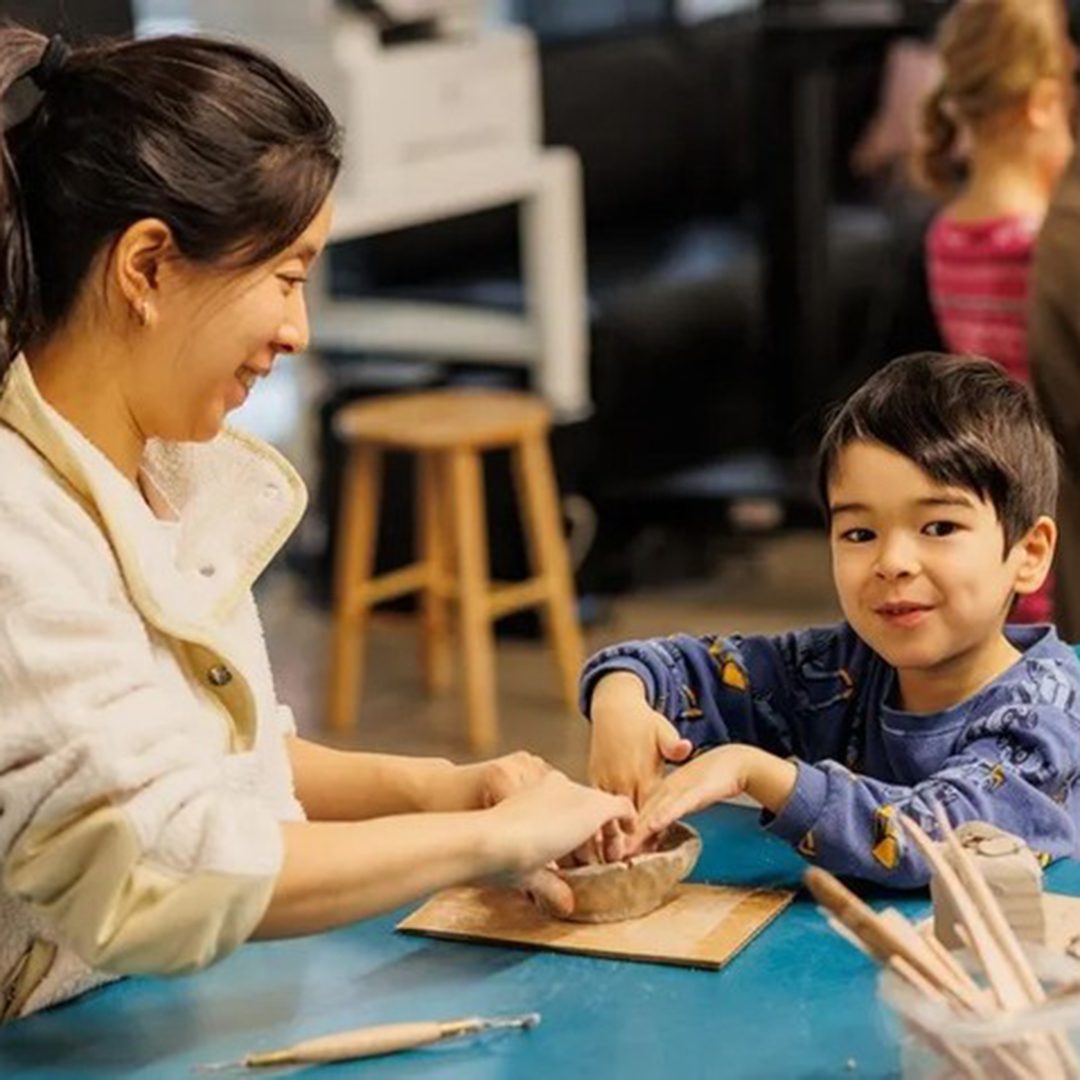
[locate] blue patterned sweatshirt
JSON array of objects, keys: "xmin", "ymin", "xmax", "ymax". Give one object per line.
[{"xmin": 580, "ymin": 624, "xmax": 1080, "ymax": 887}]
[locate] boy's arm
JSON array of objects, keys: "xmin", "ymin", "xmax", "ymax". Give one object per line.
[
  {"xmin": 581, "ymin": 624, "xmax": 857, "ymax": 755},
  {"xmin": 757, "ymin": 703, "xmax": 1079, "ymax": 887}
]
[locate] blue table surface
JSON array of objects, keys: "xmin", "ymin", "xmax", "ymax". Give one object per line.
[{"xmin": 4, "ymin": 803, "xmax": 1080, "ymax": 1080}]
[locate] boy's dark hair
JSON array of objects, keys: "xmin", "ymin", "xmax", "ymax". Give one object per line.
[
  {"xmin": 817, "ymin": 352, "xmax": 1058, "ymax": 549},
  {"xmin": 0, "ymin": 27, "xmax": 343, "ymax": 372}
]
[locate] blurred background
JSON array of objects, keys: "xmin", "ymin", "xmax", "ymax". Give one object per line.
[{"xmin": 6, "ymin": 0, "xmax": 992, "ymax": 776}]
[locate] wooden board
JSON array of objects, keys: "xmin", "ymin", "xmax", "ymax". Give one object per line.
[{"xmin": 396, "ymin": 882, "xmax": 795, "ymax": 970}]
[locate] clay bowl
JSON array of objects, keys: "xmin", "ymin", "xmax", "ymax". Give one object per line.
[{"xmin": 551, "ymin": 821, "xmax": 702, "ymax": 924}]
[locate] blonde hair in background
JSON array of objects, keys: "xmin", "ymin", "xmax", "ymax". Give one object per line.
[{"xmin": 914, "ymin": 0, "xmax": 1069, "ymax": 196}]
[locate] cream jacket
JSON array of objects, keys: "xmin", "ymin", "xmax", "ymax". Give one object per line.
[{"xmin": 0, "ymin": 356, "xmax": 307, "ymax": 1021}]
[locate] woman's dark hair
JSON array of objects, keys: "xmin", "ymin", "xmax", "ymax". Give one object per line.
[
  {"xmin": 817, "ymin": 352, "xmax": 1059, "ymax": 550},
  {"xmin": 0, "ymin": 26, "xmax": 343, "ymax": 372}
]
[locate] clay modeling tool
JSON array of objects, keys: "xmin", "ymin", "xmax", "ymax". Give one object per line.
[{"xmin": 195, "ymin": 1012, "xmax": 540, "ymax": 1072}]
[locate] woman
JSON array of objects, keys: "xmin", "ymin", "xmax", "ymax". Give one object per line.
[{"xmin": 0, "ymin": 28, "xmax": 632, "ymax": 1021}]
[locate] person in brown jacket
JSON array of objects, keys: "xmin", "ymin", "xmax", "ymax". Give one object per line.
[{"xmin": 1031, "ymin": 150, "xmax": 1080, "ymax": 640}]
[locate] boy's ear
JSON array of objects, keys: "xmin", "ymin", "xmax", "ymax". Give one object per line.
[{"xmin": 1012, "ymin": 515, "xmax": 1057, "ymax": 596}]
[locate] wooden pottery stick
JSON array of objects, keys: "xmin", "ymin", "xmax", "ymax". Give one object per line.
[
  {"xmin": 197, "ymin": 1013, "xmax": 541, "ymax": 1071},
  {"xmin": 826, "ymin": 914, "xmax": 875, "ymax": 958},
  {"xmin": 932, "ymin": 808, "xmax": 1080, "ymax": 1078},
  {"xmin": 810, "ymin": 867, "xmax": 1040, "ymax": 1080},
  {"xmin": 890, "ymin": 954, "xmax": 948, "ymax": 1005},
  {"xmin": 901, "ymin": 815, "xmax": 1030, "ymax": 1012},
  {"xmin": 805, "ymin": 867, "xmax": 965, "ymax": 994},
  {"xmin": 890, "ymin": 957, "xmax": 1040, "ymax": 1080},
  {"xmin": 906, "ymin": 829, "xmax": 1065, "ymax": 1080},
  {"xmin": 880, "ymin": 909, "xmax": 989, "ymax": 1014},
  {"xmin": 890, "ymin": 957, "xmax": 992, "ymax": 1080},
  {"xmin": 886, "ymin": 915, "xmax": 1048, "ymax": 1079},
  {"xmin": 932, "ymin": 807, "xmax": 1045, "ymax": 1007},
  {"xmin": 920, "ymin": 925, "xmax": 995, "ymax": 1012}
]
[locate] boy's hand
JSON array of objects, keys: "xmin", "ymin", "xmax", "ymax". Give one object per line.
[
  {"xmin": 587, "ymin": 672, "xmax": 693, "ymax": 861},
  {"xmin": 628, "ymin": 745, "xmax": 798, "ymax": 854},
  {"xmin": 588, "ymin": 673, "xmax": 693, "ymax": 803}
]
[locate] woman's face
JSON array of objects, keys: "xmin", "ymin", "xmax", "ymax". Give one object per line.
[{"xmin": 133, "ymin": 197, "xmax": 333, "ymax": 443}]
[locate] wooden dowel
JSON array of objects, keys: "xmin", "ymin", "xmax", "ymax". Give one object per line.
[
  {"xmin": 805, "ymin": 869, "xmax": 947, "ymax": 984},
  {"xmin": 880, "ymin": 909, "xmax": 988, "ymax": 1014},
  {"xmin": 932, "ymin": 807, "xmax": 1042, "ymax": 1006},
  {"xmin": 901, "ymin": 816, "xmax": 1029, "ymax": 1012},
  {"xmin": 920, "ymin": 925, "xmax": 993, "ymax": 1010},
  {"xmin": 932, "ymin": 807, "xmax": 1080, "ymax": 1077}
]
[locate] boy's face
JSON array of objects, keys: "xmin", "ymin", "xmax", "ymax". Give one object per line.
[{"xmin": 827, "ymin": 440, "xmax": 1048, "ymax": 684}]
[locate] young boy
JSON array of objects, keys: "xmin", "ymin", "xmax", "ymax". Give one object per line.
[{"xmin": 583, "ymin": 353, "xmax": 1080, "ymax": 887}]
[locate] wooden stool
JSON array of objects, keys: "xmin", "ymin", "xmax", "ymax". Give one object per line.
[{"xmin": 326, "ymin": 389, "xmax": 586, "ymax": 751}]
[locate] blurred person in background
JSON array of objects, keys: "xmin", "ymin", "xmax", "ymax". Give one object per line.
[{"xmin": 916, "ymin": 0, "xmax": 1075, "ymax": 626}]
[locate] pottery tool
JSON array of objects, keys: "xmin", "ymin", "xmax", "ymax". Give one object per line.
[
  {"xmin": 809, "ymin": 808, "xmax": 1080, "ymax": 1080},
  {"xmin": 194, "ymin": 1012, "xmax": 540, "ymax": 1073}
]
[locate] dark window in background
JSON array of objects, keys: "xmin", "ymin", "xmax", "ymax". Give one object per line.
[
  {"xmin": 508, "ymin": 0, "xmax": 677, "ymax": 41},
  {"xmin": 0, "ymin": 0, "xmax": 133, "ymax": 36}
]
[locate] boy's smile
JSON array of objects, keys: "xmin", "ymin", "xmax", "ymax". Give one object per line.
[{"xmin": 827, "ymin": 440, "xmax": 1053, "ymax": 713}]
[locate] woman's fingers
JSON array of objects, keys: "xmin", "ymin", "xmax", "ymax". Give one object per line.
[{"xmin": 521, "ymin": 866, "xmax": 574, "ymax": 918}]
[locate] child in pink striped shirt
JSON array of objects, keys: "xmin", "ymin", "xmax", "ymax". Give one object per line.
[{"xmin": 918, "ymin": 0, "xmax": 1075, "ymax": 623}]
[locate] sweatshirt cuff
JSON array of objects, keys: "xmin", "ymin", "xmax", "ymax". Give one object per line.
[
  {"xmin": 762, "ymin": 761, "xmax": 829, "ymax": 844},
  {"xmin": 579, "ymin": 659, "xmax": 657, "ymax": 719}
]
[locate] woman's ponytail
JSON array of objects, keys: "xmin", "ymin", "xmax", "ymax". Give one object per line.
[
  {"xmin": 0, "ymin": 28, "xmax": 50, "ymax": 377},
  {"xmin": 913, "ymin": 83, "xmax": 965, "ymax": 198}
]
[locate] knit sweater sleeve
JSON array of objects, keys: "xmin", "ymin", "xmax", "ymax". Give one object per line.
[
  {"xmin": 764, "ymin": 700, "xmax": 1080, "ymax": 886},
  {"xmin": 579, "ymin": 624, "xmax": 859, "ymax": 759}
]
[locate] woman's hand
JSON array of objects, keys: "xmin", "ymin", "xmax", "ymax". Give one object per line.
[
  {"xmin": 486, "ymin": 771, "xmax": 637, "ymax": 915},
  {"xmin": 472, "ymin": 751, "xmax": 553, "ymax": 808},
  {"xmin": 423, "ymin": 751, "xmax": 554, "ymax": 812}
]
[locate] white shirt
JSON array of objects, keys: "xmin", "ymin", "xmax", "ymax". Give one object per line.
[{"xmin": 0, "ymin": 356, "xmax": 307, "ymax": 1020}]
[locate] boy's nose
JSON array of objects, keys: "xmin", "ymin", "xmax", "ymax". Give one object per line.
[{"xmin": 873, "ymin": 535, "xmax": 919, "ymax": 579}]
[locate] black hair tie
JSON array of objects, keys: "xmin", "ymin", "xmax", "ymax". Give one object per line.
[{"xmin": 30, "ymin": 35, "xmax": 72, "ymax": 91}]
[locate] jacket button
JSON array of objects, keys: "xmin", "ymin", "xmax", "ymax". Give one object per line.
[{"xmin": 207, "ymin": 664, "xmax": 233, "ymax": 687}]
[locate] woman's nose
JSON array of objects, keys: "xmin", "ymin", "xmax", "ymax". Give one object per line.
[{"xmin": 275, "ymin": 296, "xmax": 310, "ymax": 355}]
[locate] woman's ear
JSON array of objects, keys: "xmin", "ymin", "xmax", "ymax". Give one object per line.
[
  {"xmin": 1012, "ymin": 515, "xmax": 1057, "ymax": 596},
  {"xmin": 109, "ymin": 218, "xmax": 177, "ymax": 325},
  {"xmin": 1027, "ymin": 76, "xmax": 1068, "ymax": 131}
]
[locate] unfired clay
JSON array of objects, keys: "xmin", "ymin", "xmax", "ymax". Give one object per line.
[
  {"xmin": 548, "ymin": 821, "xmax": 702, "ymax": 924},
  {"xmin": 930, "ymin": 820, "xmax": 1045, "ymax": 948}
]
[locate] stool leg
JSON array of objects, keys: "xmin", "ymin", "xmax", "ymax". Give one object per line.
[
  {"xmin": 512, "ymin": 432, "xmax": 586, "ymax": 713},
  {"xmin": 327, "ymin": 445, "xmax": 382, "ymax": 732},
  {"xmin": 417, "ymin": 451, "xmax": 453, "ymax": 694},
  {"xmin": 448, "ymin": 448, "xmax": 498, "ymax": 753}
]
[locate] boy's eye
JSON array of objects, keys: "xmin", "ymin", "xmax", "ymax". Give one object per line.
[
  {"xmin": 923, "ymin": 521, "xmax": 960, "ymax": 538},
  {"xmin": 838, "ymin": 527, "xmax": 875, "ymax": 543}
]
